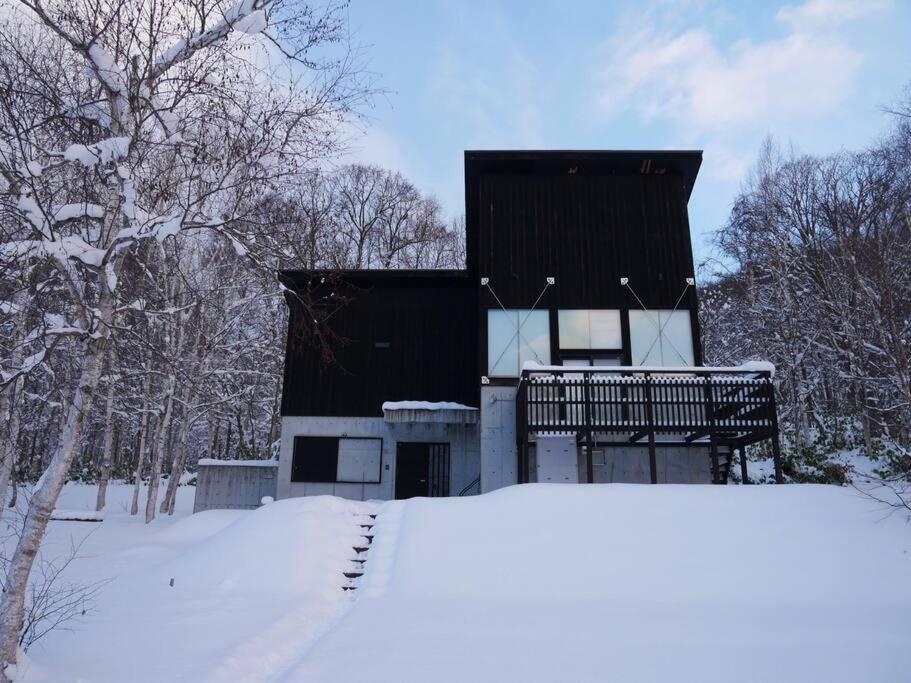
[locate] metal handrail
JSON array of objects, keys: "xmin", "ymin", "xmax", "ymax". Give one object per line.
[{"xmin": 458, "ymin": 474, "xmax": 481, "ymax": 496}]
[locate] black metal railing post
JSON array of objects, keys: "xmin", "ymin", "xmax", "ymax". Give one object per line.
[
  {"xmin": 583, "ymin": 371, "xmax": 594, "ymax": 484},
  {"xmin": 643, "ymin": 373, "xmax": 658, "ymax": 484},
  {"xmin": 704, "ymin": 374, "xmax": 720, "ymax": 484},
  {"xmin": 516, "ymin": 373, "xmax": 528, "ymax": 484}
]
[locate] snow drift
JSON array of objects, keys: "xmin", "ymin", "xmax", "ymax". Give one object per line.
[{"xmin": 14, "ymin": 483, "xmax": 911, "ymax": 683}]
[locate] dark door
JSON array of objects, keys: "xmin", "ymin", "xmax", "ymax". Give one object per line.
[{"xmin": 395, "ymin": 443, "xmax": 450, "ymax": 499}]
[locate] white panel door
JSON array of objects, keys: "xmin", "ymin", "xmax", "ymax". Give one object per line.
[{"xmin": 536, "ymin": 435, "xmax": 579, "ymax": 483}]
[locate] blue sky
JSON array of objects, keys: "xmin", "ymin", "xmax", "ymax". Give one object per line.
[{"xmin": 340, "ymin": 0, "xmax": 910, "ymax": 266}]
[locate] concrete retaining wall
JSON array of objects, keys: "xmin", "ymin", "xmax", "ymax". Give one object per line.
[{"xmin": 193, "ymin": 462, "xmax": 278, "ymax": 512}]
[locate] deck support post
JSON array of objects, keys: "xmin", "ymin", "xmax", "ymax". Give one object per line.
[
  {"xmin": 644, "ymin": 374, "xmax": 657, "ymax": 484},
  {"xmin": 583, "ymin": 373, "xmax": 594, "ymax": 484},
  {"xmin": 705, "ymin": 376, "xmax": 720, "ymax": 484},
  {"xmin": 771, "ymin": 433, "xmax": 784, "ymax": 484},
  {"xmin": 516, "ymin": 376, "xmax": 529, "ymax": 484},
  {"xmin": 766, "ymin": 374, "xmax": 784, "ymax": 484},
  {"xmin": 739, "ymin": 445, "xmax": 749, "ymax": 484}
]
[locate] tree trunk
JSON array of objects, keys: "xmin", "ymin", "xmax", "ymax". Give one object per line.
[
  {"xmin": 130, "ymin": 366, "xmax": 153, "ymax": 516},
  {"xmin": 95, "ymin": 370, "xmax": 117, "ymax": 511},
  {"xmin": 145, "ymin": 375, "xmax": 176, "ymax": 523},
  {"xmin": 1, "ymin": 289, "xmax": 30, "ymax": 516},
  {"xmin": 0, "ymin": 380, "xmax": 22, "ymax": 519},
  {"xmin": 206, "ymin": 413, "xmax": 216, "ymax": 459},
  {"xmin": 161, "ymin": 416, "xmax": 190, "ymax": 515},
  {"xmin": 0, "ymin": 334, "xmax": 107, "ymax": 679}
]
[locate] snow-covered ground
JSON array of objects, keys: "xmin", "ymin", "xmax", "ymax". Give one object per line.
[{"xmin": 6, "ymin": 482, "xmax": 911, "ymax": 682}]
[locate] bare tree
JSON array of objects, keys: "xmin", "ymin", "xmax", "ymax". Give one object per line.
[
  {"xmin": 702, "ymin": 101, "xmax": 911, "ymax": 482},
  {"xmin": 0, "ymin": 0, "xmax": 368, "ymax": 673}
]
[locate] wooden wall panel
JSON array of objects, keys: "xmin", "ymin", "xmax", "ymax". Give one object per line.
[{"xmin": 281, "ymin": 276, "xmax": 479, "ymax": 417}]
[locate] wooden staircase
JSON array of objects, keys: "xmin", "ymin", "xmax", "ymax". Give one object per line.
[{"xmin": 342, "ymin": 513, "xmax": 376, "ymax": 592}]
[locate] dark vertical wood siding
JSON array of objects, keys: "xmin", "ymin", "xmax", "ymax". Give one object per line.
[
  {"xmin": 281, "ymin": 276, "xmax": 478, "ymax": 417},
  {"xmin": 477, "ymin": 173, "xmax": 698, "ymax": 310}
]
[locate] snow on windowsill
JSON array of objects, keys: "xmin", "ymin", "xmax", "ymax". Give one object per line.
[{"xmin": 382, "ymin": 401, "xmax": 478, "ymax": 411}]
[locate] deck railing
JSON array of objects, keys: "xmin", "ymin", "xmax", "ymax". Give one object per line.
[{"xmin": 516, "ymin": 366, "xmax": 782, "ymax": 484}]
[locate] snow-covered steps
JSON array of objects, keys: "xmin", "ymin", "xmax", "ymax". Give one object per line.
[{"xmin": 342, "ymin": 513, "xmax": 377, "ymax": 592}]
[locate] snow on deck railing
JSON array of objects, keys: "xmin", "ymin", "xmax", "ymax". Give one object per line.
[
  {"xmin": 521, "ymin": 360, "xmax": 775, "ymax": 376},
  {"xmin": 382, "ymin": 401, "xmax": 478, "ymax": 411}
]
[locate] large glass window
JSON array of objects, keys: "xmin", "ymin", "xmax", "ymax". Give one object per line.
[
  {"xmin": 291, "ymin": 436, "xmax": 382, "ymax": 483},
  {"xmin": 558, "ymin": 310, "xmax": 622, "ymax": 349},
  {"xmin": 487, "ymin": 309, "xmax": 550, "ymax": 377},
  {"xmin": 629, "ymin": 310, "xmax": 695, "ymax": 366}
]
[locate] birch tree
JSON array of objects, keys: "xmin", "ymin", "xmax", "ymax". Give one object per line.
[
  {"xmin": 702, "ymin": 110, "xmax": 911, "ymax": 481},
  {"xmin": 0, "ymin": 0, "xmax": 366, "ymax": 674}
]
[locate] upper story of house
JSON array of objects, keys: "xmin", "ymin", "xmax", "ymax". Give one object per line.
[
  {"xmin": 280, "ymin": 149, "xmax": 704, "ymax": 417},
  {"xmin": 468, "ymin": 150, "xmax": 703, "ymax": 384}
]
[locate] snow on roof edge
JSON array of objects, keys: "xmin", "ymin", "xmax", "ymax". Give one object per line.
[
  {"xmin": 382, "ymin": 401, "xmax": 478, "ymax": 411},
  {"xmin": 521, "ymin": 360, "xmax": 775, "ymax": 376}
]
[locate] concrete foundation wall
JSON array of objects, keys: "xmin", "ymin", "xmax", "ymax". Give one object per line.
[
  {"xmin": 479, "ymin": 386, "xmax": 518, "ymax": 493},
  {"xmin": 277, "ymin": 416, "xmax": 481, "ymax": 501},
  {"xmin": 193, "ymin": 463, "xmax": 278, "ymax": 512},
  {"xmin": 584, "ymin": 445, "xmax": 716, "ymax": 484},
  {"xmin": 525, "ymin": 442, "xmax": 717, "ymax": 484}
]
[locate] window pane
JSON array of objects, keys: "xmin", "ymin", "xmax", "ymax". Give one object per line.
[
  {"xmin": 558, "ymin": 310, "xmax": 621, "ymax": 349},
  {"xmin": 488, "ymin": 310, "xmax": 519, "ymax": 376},
  {"xmin": 659, "ymin": 311, "xmax": 694, "ymax": 366},
  {"xmin": 488, "ymin": 309, "xmax": 551, "ymax": 376},
  {"xmin": 336, "ymin": 438, "xmax": 382, "ymax": 483},
  {"xmin": 629, "ymin": 311, "xmax": 662, "ymax": 365},
  {"xmin": 629, "ymin": 310, "xmax": 695, "ymax": 366},
  {"xmin": 291, "ymin": 436, "xmax": 338, "ymax": 482},
  {"xmin": 518, "ymin": 310, "xmax": 550, "ymax": 370},
  {"xmin": 558, "ymin": 310, "xmax": 589, "ymax": 348},
  {"xmin": 589, "ymin": 310, "xmax": 622, "ymax": 349}
]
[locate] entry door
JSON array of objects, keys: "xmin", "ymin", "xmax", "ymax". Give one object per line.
[{"xmin": 395, "ymin": 443, "xmax": 450, "ymax": 499}]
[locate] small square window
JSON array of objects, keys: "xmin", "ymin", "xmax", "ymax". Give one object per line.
[{"xmin": 558, "ymin": 310, "xmax": 621, "ymax": 350}]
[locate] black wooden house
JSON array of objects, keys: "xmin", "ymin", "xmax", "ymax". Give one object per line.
[{"xmin": 276, "ymin": 150, "xmax": 782, "ymax": 501}]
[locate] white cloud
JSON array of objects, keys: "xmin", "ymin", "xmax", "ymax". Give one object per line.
[
  {"xmin": 776, "ymin": 0, "xmax": 893, "ymax": 30},
  {"xmin": 427, "ymin": 45, "xmax": 545, "ymax": 149},
  {"xmin": 594, "ymin": 0, "xmax": 893, "ymax": 185},
  {"xmin": 597, "ymin": 18, "xmax": 864, "ymax": 134},
  {"xmin": 336, "ymin": 123, "xmax": 413, "ymax": 175}
]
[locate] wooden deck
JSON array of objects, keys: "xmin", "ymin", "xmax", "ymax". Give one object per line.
[{"xmin": 516, "ymin": 367, "xmax": 782, "ymax": 484}]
